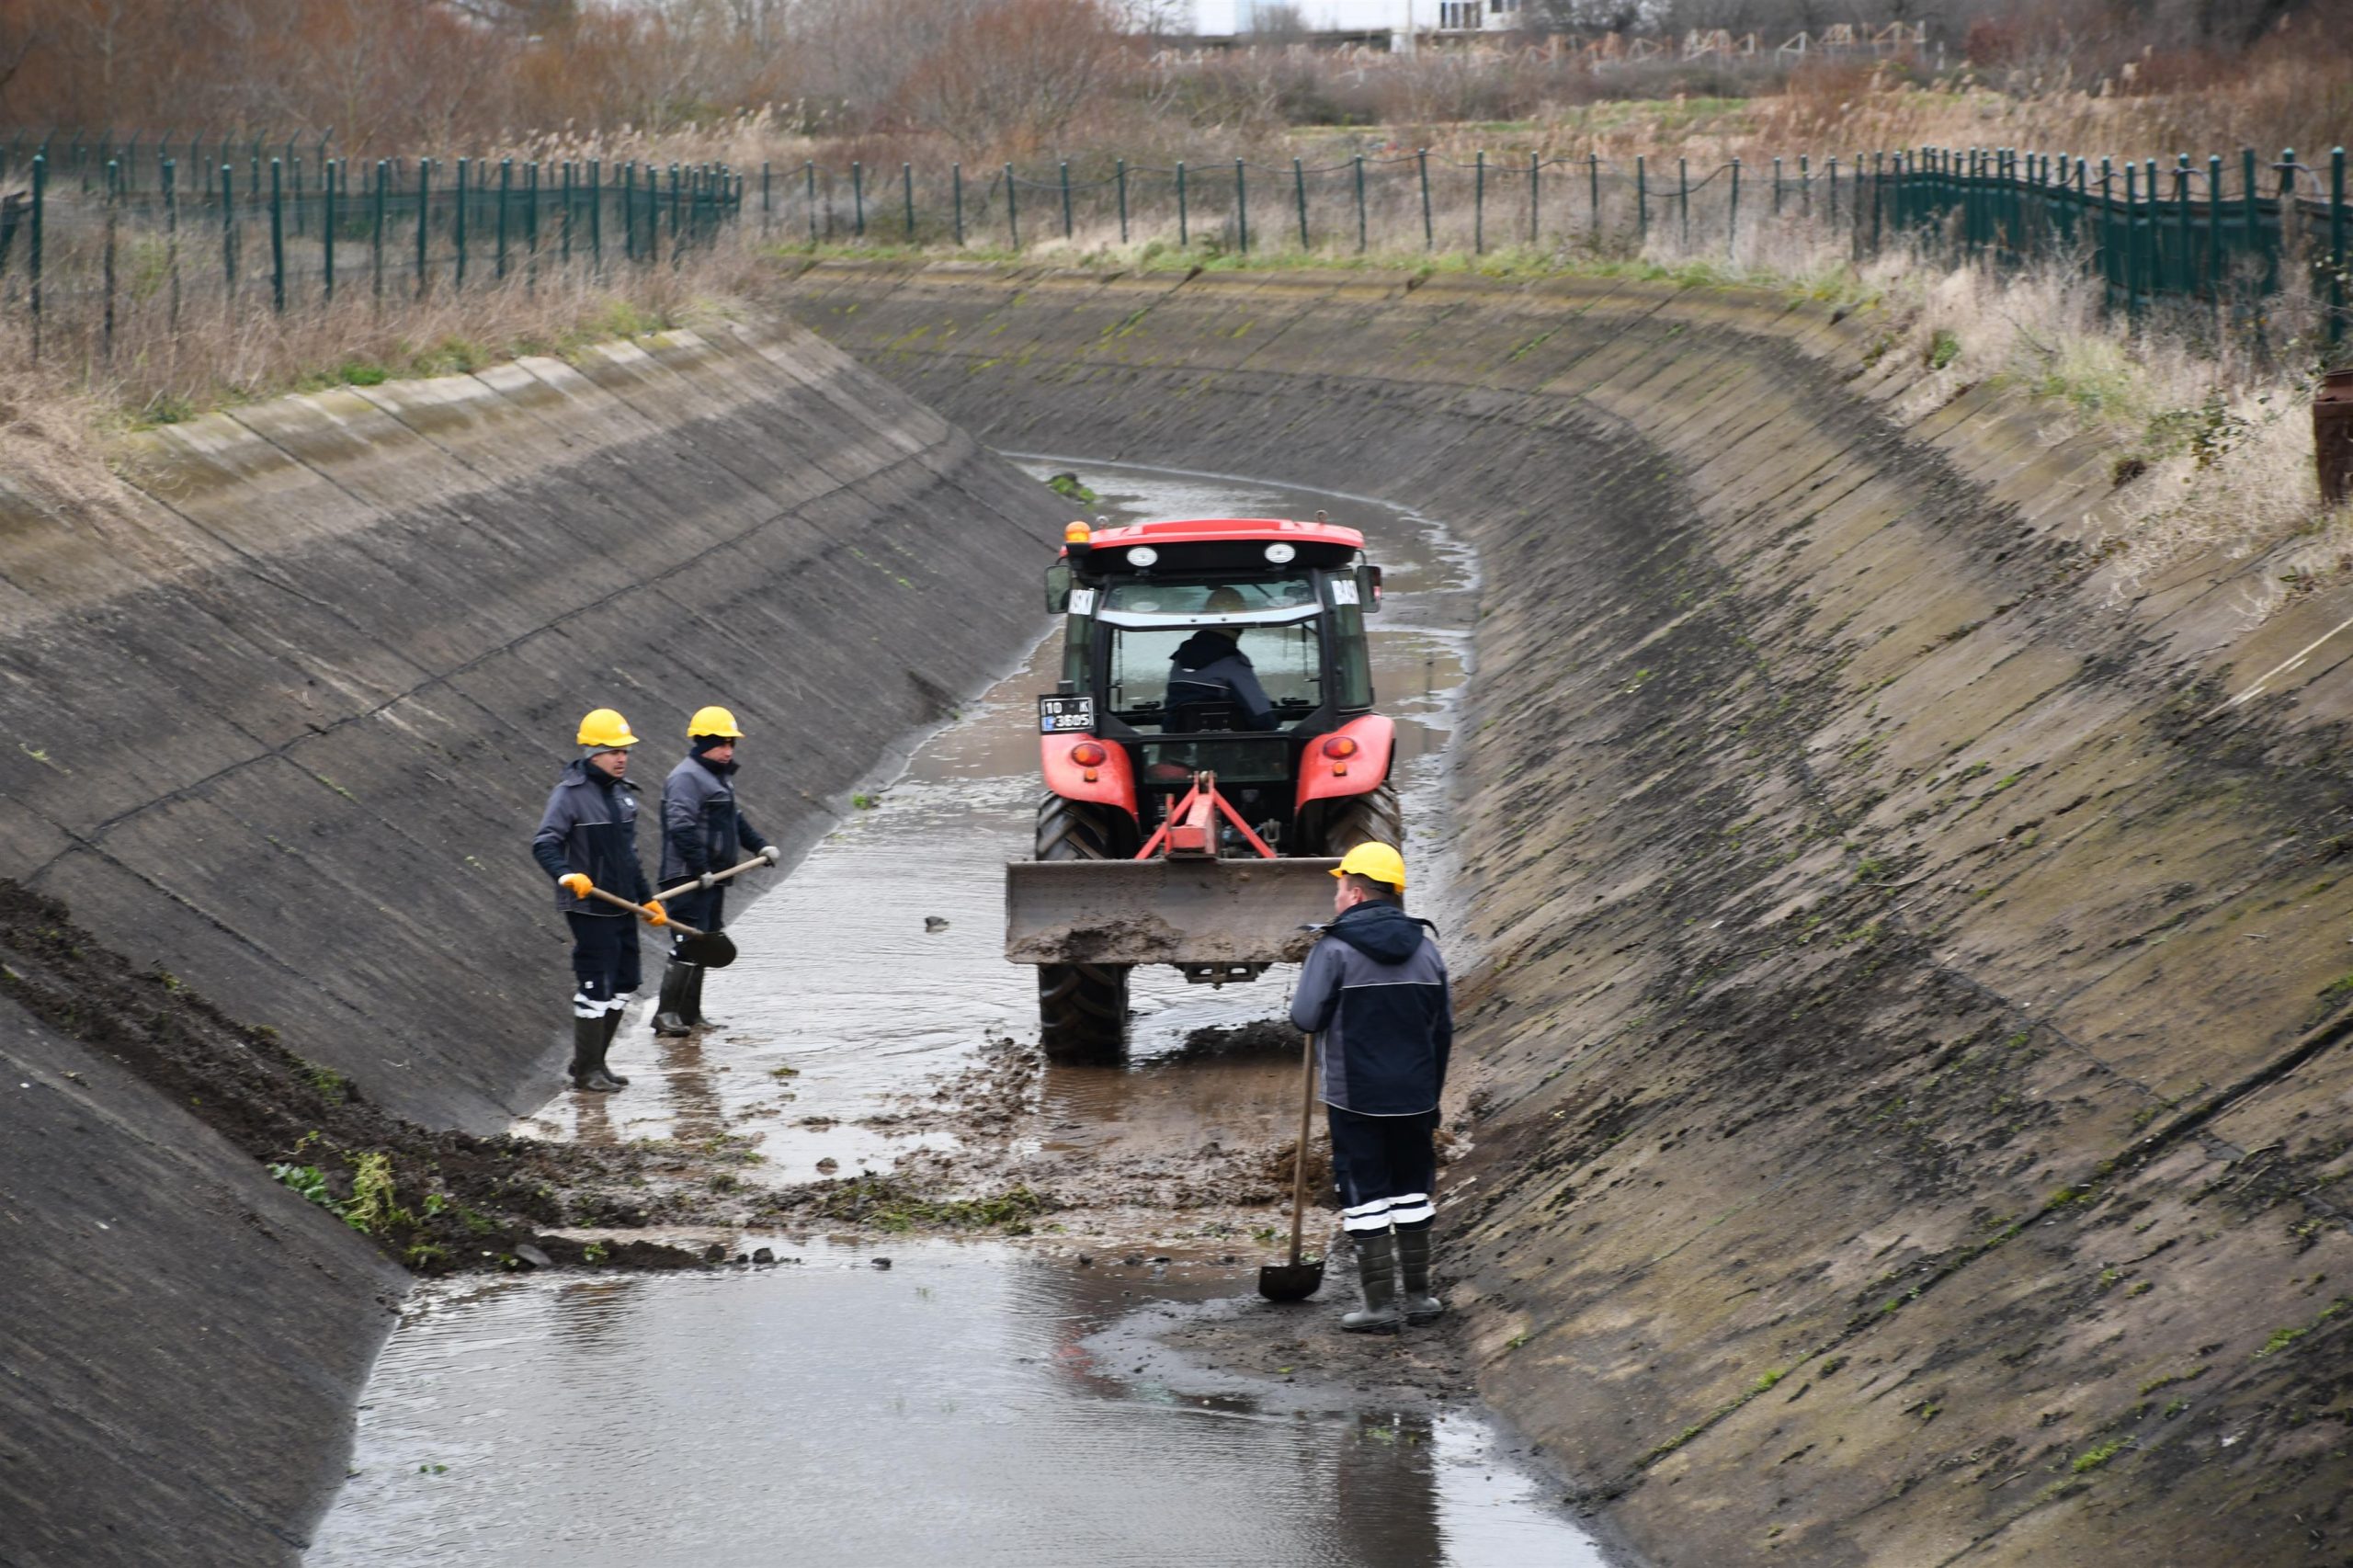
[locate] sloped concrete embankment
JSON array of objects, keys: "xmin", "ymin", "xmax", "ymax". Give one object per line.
[
  {"xmin": 0, "ymin": 323, "xmax": 1063, "ymax": 1564},
  {"xmin": 773, "ymin": 260, "xmax": 2353, "ymax": 1564}
]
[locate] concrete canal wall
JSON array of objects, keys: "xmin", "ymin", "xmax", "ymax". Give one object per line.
[
  {"xmin": 0, "ymin": 321, "xmax": 1065, "ymax": 1563},
  {"xmin": 772, "ymin": 259, "xmax": 2353, "ymax": 1565}
]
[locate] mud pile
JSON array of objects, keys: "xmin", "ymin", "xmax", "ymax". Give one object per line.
[{"xmin": 773, "ymin": 260, "xmax": 2353, "ymax": 1565}]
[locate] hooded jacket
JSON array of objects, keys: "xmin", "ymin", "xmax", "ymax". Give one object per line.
[
  {"xmin": 1165, "ymin": 630, "xmax": 1279, "ymax": 732},
  {"xmin": 531, "ymin": 760, "xmax": 653, "ymax": 915},
  {"xmin": 1289, "ymin": 899, "xmax": 1452, "ymax": 1116},
  {"xmin": 661, "ymin": 753, "xmax": 771, "ymax": 882}
]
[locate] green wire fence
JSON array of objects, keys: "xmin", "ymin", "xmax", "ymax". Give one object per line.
[{"xmin": 3, "ymin": 137, "xmax": 2346, "ymax": 360}]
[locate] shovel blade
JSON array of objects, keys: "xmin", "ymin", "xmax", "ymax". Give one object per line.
[
  {"xmin": 676, "ymin": 930, "xmax": 737, "ymax": 970},
  {"xmin": 1256, "ymin": 1260, "xmax": 1325, "ymax": 1302},
  {"xmin": 1006, "ymin": 857, "xmax": 1343, "ymax": 967}
]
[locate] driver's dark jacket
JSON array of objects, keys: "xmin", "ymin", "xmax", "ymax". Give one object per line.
[
  {"xmin": 661, "ymin": 755, "xmax": 771, "ymax": 881},
  {"xmin": 531, "ymin": 761, "xmax": 653, "ymax": 915},
  {"xmin": 1166, "ymin": 630, "xmax": 1279, "ymax": 731}
]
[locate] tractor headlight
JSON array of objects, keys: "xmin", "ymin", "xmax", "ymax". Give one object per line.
[
  {"xmin": 1264, "ymin": 542, "xmax": 1296, "ymax": 563},
  {"xmin": 1127, "ymin": 546, "xmax": 1159, "ymax": 567}
]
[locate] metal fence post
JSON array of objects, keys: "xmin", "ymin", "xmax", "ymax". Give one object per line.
[
  {"xmin": 222, "ymin": 162, "xmax": 238, "ymax": 295},
  {"xmin": 1678, "ymin": 156, "xmax": 1689, "ymax": 249},
  {"xmin": 1636, "ymin": 154, "xmax": 1647, "ymax": 245},
  {"xmin": 1728, "ymin": 157, "xmax": 1740, "ymax": 256},
  {"xmin": 496, "ymin": 158, "xmax": 512, "ymax": 279},
  {"xmin": 323, "ymin": 157, "xmax": 337, "ymax": 301},
  {"xmin": 1293, "ymin": 156, "xmax": 1308, "ymax": 250},
  {"xmin": 1118, "ymin": 158, "xmax": 1129, "ymax": 244},
  {"xmin": 1355, "ymin": 155, "xmax": 1367, "ymax": 253},
  {"xmin": 1529, "ymin": 150, "xmax": 1540, "ymax": 244},
  {"xmin": 101, "ymin": 160, "xmax": 117, "ymax": 359},
  {"xmin": 804, "ymin": 161, "xmax": 817, "ymax": 244},
  {"xmin": 1234, "ymin": 158, "xmax": 1247, "ymax": 256},
  {"xmin": 1418, "ymin": 148, "xmax": 1432, "ymax": 250},
  {"xmin": 268, "ymin": 156, "xmax": 286, "ymax": 312},
  {"xmin": 1473, "ymin": 149, "xmax": 1484, "ymax": 254},
  {"xmin": 952, "ymin": 163, "xmax": 964, "ymax": 246},
  {"xmin": 372, "ymin": 159, "xmax": 387, "ymax": 302},
  {"xmin": 1006, "ymin": 163, "xmax": 1018, "ymax": 250},
  {"xmin": 164, "ymin": 155, "xmax": 181, "ymax": 332},
  {"xmin": 852, "ymin": 160, "xmax": 865, "ymax": 239},
  {"xmin": 588, "ymin": 160, "xmax": 602, "ymax": 267},
  {"xmin": 2332, "ymin": 146, "xmax": 2347, "ymax": 349},
  {"xmin": 415, "ymin": 158, "xmax": 429, "ymax": 298},
  {"xmin": 1589, "ymin": 152, "xmax": 1599, "ymax": 239},
  {"xmin": 454, "ymin": 156, "xmax": 471, "ymax": 287},
  {"xmin": 904, "ymin": 162, "xmax": 915, "ymax": 243},
  {"xmin": 1061, "ymin": 160, "xmax": 1073, "ymax": 241},
  {"xmin": 26, "ymin": 154, "xmax": 40, "ymax": 360},
  {"xmin": 1177, "ymin": 161, "xmax": 1188, "ymax": 247}
]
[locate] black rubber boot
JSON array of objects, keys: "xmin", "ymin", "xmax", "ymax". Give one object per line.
[
  {"xmin": 683, "ymin": 963, "xmax": 719, "ymax": 1029},
  {"xmin": 653, "ymin": 962, "xmax": 693, "ymax": 1037},
  {"xmin": 1340, "ymin": 1231, "xmax": 1402, "ymax": 1334},
  {"xmin": 1397, "ymin": 1226, "xmax": 1444, "ymax": 1323},
  {"xmin": 598, "ymin": 1006, "xmax": 630, "ymax": 1086},
  {"xmin": 567, "ymin": 1015, "xmax": 621, "ymax": 1093}
]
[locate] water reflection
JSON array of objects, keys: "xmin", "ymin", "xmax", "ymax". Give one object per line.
[{"xmin": 311, "ymin": 1243, "xmax": 1600, "ymax": 1568}]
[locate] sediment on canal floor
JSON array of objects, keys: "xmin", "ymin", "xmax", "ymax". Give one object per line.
[
  {"xmin": 772, "ymin": 260, "xmax": 2353, "ymax": 1566},
  {"xmin": 0, "ymin": 322, "xmax": 1064, "ymax": 1565}
]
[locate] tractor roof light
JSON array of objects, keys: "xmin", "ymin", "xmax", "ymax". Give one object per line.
[
  {"xmin": 1264, "ymin": 542, "xmax": 1296, "ymax": 563},
  {"xmin": 1321, "ymin": 735, "xmax": 1360, "ymax": 759},
  {"xmin": 1070, "ymin": 742, "xmax": 1108, "ymax": 767},
  {"xmin": 1064, "ymin": 521, "xmax": 1091, "ymax": 544},
  {"xmin": 1127, "ymin": 546, "xmax": 1159, "ymax": 567}
]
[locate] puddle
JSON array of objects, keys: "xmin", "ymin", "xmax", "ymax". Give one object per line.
[
  {"xmin": 311, "ymin": 1242, "xmax": 1604, "ymax": 1568},
  {"xmin": 314, "ymin": 461, "xmax": 1612, "ymax": 1564}
]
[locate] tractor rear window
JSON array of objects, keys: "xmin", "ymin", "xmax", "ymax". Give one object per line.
[{"xmin": 1106, "ymin": 620, "xmax": 1323, "ymax": 727}]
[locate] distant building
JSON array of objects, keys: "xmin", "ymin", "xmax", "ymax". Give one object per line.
[{"xmin": 1170, "ymin": 0, "xmax": 1522, "ymax": 47}]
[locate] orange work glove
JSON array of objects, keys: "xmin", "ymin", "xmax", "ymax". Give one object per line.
[
  {"xmin": 559, "ymin": 873, "xmax": 593, "ymax": 899},
  {"xmin": 642, "ymin": 898, "xmax": 668, "ymax": 927}
]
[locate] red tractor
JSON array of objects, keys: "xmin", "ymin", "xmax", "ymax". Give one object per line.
[{"xmin": 1004, "ymin": 515, "xmax": 1402, "ymax": 1059}]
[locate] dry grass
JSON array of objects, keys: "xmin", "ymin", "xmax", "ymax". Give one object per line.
[{"xmin": 0, "ymin": 244, "xmax": 768, "ymax": 518}]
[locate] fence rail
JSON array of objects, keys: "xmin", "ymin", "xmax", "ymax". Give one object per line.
[{"xmin": 3, "ymin": 139, "xmax": 2346, "ymax": 362}]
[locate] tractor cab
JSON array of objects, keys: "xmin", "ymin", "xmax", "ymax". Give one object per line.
[
  {"xmin": 1041, "ymin": 517, "xmax": 1383, "ymax": 848},
  {"xmin": 1011, "ymin": 516, "xmax": 1404, "ymax": 1060}
]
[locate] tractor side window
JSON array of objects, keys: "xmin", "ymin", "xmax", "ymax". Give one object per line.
[
  {"xmin": 1327, "ymin": 603, "xmax": 1373, "ymax": 710},
  {"xmin": 1062, "ymin": 608, "xmax": 1094, "ymax": 689}
]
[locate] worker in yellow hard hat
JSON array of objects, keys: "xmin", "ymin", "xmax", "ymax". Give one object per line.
[
  {"xmin": 530, "ymin": 708, "xmax": 665, "ymax": 1092},
  {"xmin": 1290, "ymin": 839, "xmax": 1452, "ymax": 1334},
  {"xmin": 654, "ymin": 705, "xmax": 779, "ymax": 1035}
]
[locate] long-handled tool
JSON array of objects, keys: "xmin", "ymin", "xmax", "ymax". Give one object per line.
[
  {"xmin": 1257, "ymin": 1030, "xmax": 1325, "ymax": 1301},
  {"xmin": 582, "ymin": 887, "xmax": 737, "ymax": 969},
  {"xmin": 652, "ymin": 853, "xmax": 773, "ymax": 906}
]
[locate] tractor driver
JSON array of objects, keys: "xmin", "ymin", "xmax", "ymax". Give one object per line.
[{"xmin": 1165, "ymin": 586, "xmax": 1281, "ymax": 733}]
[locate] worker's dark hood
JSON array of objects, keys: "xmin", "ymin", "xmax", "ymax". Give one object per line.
[
  {"xmin": 1171, "ymin": 629, "xmax": 1249, "ymax": 670},
  {"xmin": 1324, "ymin": 899, "xmax": 1432, "ymax": 963}
]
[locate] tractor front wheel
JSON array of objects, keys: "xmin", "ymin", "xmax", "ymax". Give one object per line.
[{"xmin": 1033, "ymin": 793, "xmax": 1133, "ymax": 1062}]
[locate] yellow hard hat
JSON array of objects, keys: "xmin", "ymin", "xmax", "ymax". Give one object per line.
[
  {"xmin": 688, "ymin": 705, "xmax": 745, "ymax": 739},
  {"xmin": 575, "ymin": 708, "xmax": 640, "ymax": 749},
  {"xmin": 1332, "ymin": 841, "xmax": 1407, "ymax": 891}
]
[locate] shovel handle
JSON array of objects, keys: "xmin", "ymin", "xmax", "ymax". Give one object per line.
[
  {"xmin": 653, "ymin": 854, "xmax": 771, "ymax": 906},
  {"xmin": 1289, "ymin": 1031, "xmax": 1317, "ymax": 1268},
  {"xmin": 582, "ymin": 885, "xmax": 708, "ymax": 938}
]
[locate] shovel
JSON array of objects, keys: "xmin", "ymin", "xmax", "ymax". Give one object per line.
[
  {"xmin": 581, "ymin": 887, "xmax": 737, "ymax": 969},
  {"xmin": 652, "ymin": 854, "xmax": 774, "ymax": 906},
  {"xmin": 1257, "ymin": 1030, "xmax": 1325, "ymax": 1301}
]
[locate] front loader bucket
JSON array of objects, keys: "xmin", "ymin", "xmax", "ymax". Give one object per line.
[{"xmin": 1006, "ymin": 858, "xmax": 1345, "ymax": 967}]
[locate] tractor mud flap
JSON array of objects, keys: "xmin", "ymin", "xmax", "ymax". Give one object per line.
[{"xmin": 1005, "ymin": 858, "xmax": 1345, "ymax": 967}]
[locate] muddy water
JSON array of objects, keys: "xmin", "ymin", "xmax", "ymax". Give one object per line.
[{"xmin": 312, "ymin": 463, "xmax": 1611, "ymax": 1566}]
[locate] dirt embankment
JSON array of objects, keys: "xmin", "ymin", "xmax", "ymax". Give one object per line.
[
  {"xmin": 769, "ymin": 259, "xmax": 2353, "ymax": 1565},
  {"xmin": 0, "ymin": 322, "xmax": 1067, "ymax": 1566}
]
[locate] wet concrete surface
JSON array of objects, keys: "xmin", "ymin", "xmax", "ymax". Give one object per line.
[{"xmin": 313, "ymin": 463, "xmax": 1612, "ymax": 1565}]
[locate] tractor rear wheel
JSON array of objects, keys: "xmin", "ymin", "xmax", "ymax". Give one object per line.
[
  {"xmin": 1034, "ymin": 794, "xmax": 1134, "ymax": 1062},
  {"xmin": 1311, "ymin": 779, "xmax": 1403, "ymax": 858}
]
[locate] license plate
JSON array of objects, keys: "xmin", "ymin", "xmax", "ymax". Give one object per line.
[{"xmin": 1038, "ymin": 695, "xmax": 1097, "ymax": 734}]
